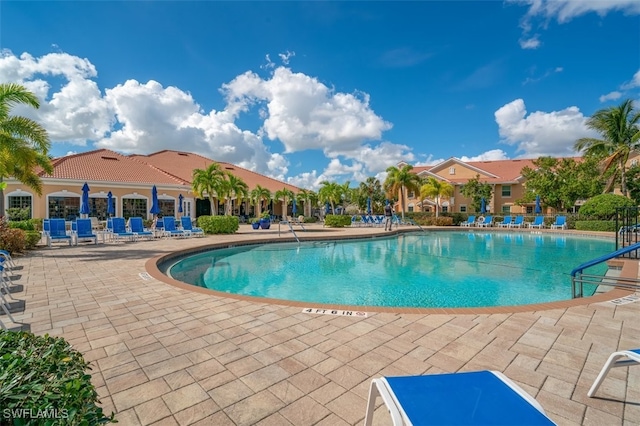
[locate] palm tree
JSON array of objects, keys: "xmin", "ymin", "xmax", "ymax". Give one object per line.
[
  {"xmin": 0, "ymin": 83, "xmax": 53, "ymax": 213},
  {"xmin": 318, "ymin": 181, "xmax": 343, "ymax": 214},
  {"xmin": 420, "ymin": 177, "xmax": 454, "ymax": 218},
  {"xmin": 358, "ymin": 177, "xmax": 383, "ymax": 213},
  {"xmin": 224, "ymin": 173, "xmax": 249, "ymax": 216},
  {"xmin": 296, "ymin": 188, "xmax": 314, "ymax": 217},
  {"xmin": 192, "ymin": 163, "xmax": 225, "ymax": 215},
  {"xmin": 574, "ymin": 99, "xmax": 640, "ymax": 196},
  {"xmin": 384, "ymin": 165, "xmax": 422, "ymax": 220},
  {"xmin": 250, "ymin": 185, "xmax": 272, "ymax": 217},
  {"xmin": 275, "ymin": 188, "xmax": 295, "ymax": 219}
]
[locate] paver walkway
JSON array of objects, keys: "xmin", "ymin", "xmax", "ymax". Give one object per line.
[{"xmin": 5, "ymin": 224, "xmax": 640, "ymax": 425}]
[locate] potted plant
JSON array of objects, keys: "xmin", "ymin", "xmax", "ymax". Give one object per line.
[
  {"xmin": 251, "ymin": 218, "xmax": 260, "ymax": 230},
  {"xmin": 259, "ymin": 211, "xmax": 271, "ymax": 229}
]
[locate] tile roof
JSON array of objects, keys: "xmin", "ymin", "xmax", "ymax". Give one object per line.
[{"xmin": 41, "ymin": 149, "xmax": 188, "ymax": 185}]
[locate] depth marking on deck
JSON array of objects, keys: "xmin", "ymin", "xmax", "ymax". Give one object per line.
[
  {"xmin": 139, "ymin": 272, "xmax": 152, "ymax": 281},
  {"xmin": 609, "ymin": 295, "xmax": 640, "ymax": 306},
  {"xmin": 302, "ymin": 308, "xmax": 367, "ymax": 317}
]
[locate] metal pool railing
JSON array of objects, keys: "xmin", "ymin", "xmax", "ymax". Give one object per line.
[{"xmin": 571, "ymin": 242, "xmax": 640, "ymax": 298}]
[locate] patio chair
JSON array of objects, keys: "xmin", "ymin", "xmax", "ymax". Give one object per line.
[
  {"xmin": 460, "ymin": 215, "xmax": 476, "ymax": 227},
  {"xmin": 90, "ymin": 217, "xmax": 104, "ymax": 231},
  {"xmin": 588, "ymin": 348, "xmax": 640, "ymax": 398},
  {"xmin": 497, "ymin": 216, "xmax": 512, "ymax": 227},
  {"xmin": 162, "ymin": 217, "xmax": 186, "ymax": 238},
  {"xmin": 364, "ymin": 370, "xmax": 555, "ymax": 426},
  {"xmin": 510, "ymin": 215, "xmax": 525, "ymax": 228},
  {"xmin": 129, "ymin": 217, "xmax": 154, "ymax": 240},
  {"xmin": 180, "ymin": 216, "xmax": 204, "ymax": 237},
  {"xmin": 46, "ymin": 218, "xmax": 72, "ymax": 247},
  {"xmin": 0, "ymin": 249, "xmax": 19, "ymax": 272},
  {"xmin": 528, "ymin": 216, "xmax": 545, "ymax": 229},
  {"xmin": 477, "ymin": 215, "xmax": 493, "ymax": 227},
  {"xmin": 550, "ymin": 216, "xmax": 567, "ymax": 230},
  {"xmin": 110, "ymin": 217, "xmax": 135, "ymax": 242},
  {"xmin": 72, "ymin": 218, "xmax": 98, "ymax": 245}
]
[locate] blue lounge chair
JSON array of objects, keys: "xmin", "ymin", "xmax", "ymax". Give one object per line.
[
  {"xmin": 510, "ymin": 215, "xmax": 525, "ymax": 228},
  {"xmin": 73, "ymin": 218, "xmax": 97, "ymax": 245},
  {"xmin": 528, "ymin": 216, "xmax": 545, "ymax": 229},
  {"xmin": 588, "ymin": 348, "xmax": 640, "ymax": 398},
  {"xmin": 364, "ymin": 370, "xmax": 555, "ymax": 425},
  {"xmin": 550, "ymin": 215, "xmax": 567, "ymax": 230},
  {"xmin": 180, "ymin": 216, "xmax": 204, "ymax": 237},
  {"xmin": 110, "ymin": 217, "xmax": 135, "ymax": 242},
  {"xmin": 460, "ymin": 215, "xmax": 476, "ymax": 227},
  {"xmin": 162, "ymin": 217, "xmax": 185, "ymax": 238},
  {"xmin": 477, "ymin": 215, "xmax": 493, "ymax": 227},
  {"xmin": 497, "ymin": 216, "xmax": 512, "ymax": 227},
  {"xmin": 129, "ymin": 217, "xmax": 154, "ymax": 240},
  {"xmin": 46, "ymin": 218, "xmax": 72, "ymax": 247}
]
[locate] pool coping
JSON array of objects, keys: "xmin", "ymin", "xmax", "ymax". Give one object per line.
[{"xmin": 145, "ymin": 227, "xmax": 637, "ymax": 315}]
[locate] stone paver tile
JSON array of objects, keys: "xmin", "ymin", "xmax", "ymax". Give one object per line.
[
  {"xmin": 583, "ymin": 406, "xmax": 625, "ymax": 426},
  {"xmin": 143, "ymin": 355, "xmax": 194, "ymax": 381},
  {"xmin": 312, "ymin": 356, "xmax": 344, "ymax": 376},
  {"xmin": 172, "ymin": 397, "xmax": 219, "ymax": 426},
  {"xmin": 112, "ymin": 408, "xmax": 140, "ymax": 426},
  {"xmin": 542, "ymin": 376, "xmax": 575, "ymax": 399},
  {"xmin": 111, "ymin": 378, "xmax": 172, "ymax": 412},
  {"xmin": 208, "ymin": 380, "xmax": 254, "ymax": 408},
  {"xmin": 326, "ymin": 365, "xmax": 369, "ymax": 391},
  {"xmin": 102, "ymin": 361, "xmax": 142, "ymax": 381},
  {"xmin": 190, "ymin": 411, "xmax": 235, "ymax": 426},
  {"xmin": 200, "ymin": 370, "xmax": 237, "ymax": 392},
  {"xmin": 148, "ymin": 417, "xmax": 179, "ymax": 426},
  {"xmin": 105, "ymin": 368, "xmax": 149, "ymax": 394},
  {"xmin": 163, "ymin": 370, "xmax": 195, "ymax": 391},
  {"xmin": 279, "ymin": 395, "xmax": 331, "ymax": 425},
  {"xmin": 536, "ymin": 389, "xmax": 586, "ymax": 423},
  {"xmin": 240, "ymin": 364, "xmax": 291, "ymax": 393},
  {"xmin": 162, "ymin": 383, "xmax": 209, "ymax": 413},
  {"xmin": 325, "ymin": 389, "xmax": 366, "ymax": 425},
  {"xmin": 309, "ymin": 381, "xmax": 348, "ymax": 406},
  {"xmin": 277, "ymin": 356, "xmax": 307, "ymax": 375},
  {"xmin": 255, "ymin": 412, "xmax": 295, "ymax": 426},
  {"xmin": 225, "ymin": 355, "xmax": 264, "ymax": 377},
  {"xmin": 224, "ymin": 389, "xmax": 285, "ymax": 426},
  {"xmin": 288, "ymin": 368, "xmax": 330, "ymax": 394},
  {"xmin": 348, "ymin": 351, "xmax": 393, "ymax": 376},
  {"xmin": 186, "ymin": 358, "xmax": 226, "ymax": 381},
  {"xmin": 314, "ymin": 413, "xmax": 351, "ymax": 426},
  {"xmin": 292, "ymin": 346, "xmax": 329, "ymax": 367},
  {"xmin": 133, "ymin": 397, "xmax": 172, "ymax": 425},
  {"xmin": 268, "ymin": 380, "xmax": 304, "ymax": 405}
]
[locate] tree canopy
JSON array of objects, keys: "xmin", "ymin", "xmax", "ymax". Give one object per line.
[
  {"xmin": 383, "ymin": 165, "xmax": 421, "ymax": 219},
  {"xmin": 460, "ymin": 174, "xmax": 492, "ymax": 213}
]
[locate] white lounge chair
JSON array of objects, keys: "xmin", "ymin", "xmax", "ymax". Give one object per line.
[
  {"xmin": 460, "ymin": 215, "xmax": 476, "ymax": 227},
  {"xmin": 497, "ymin": 216, "xmax": 512, "ymax": 227},
  {"xmin": 550, "ymin": 216, "xmax": 567, "ymax": 230},
  {"xmin": 364, "ymin": 370, "xmax": 555, "ymax": 425},
  {"xmin": 528, "ymin": 216, "xmax": 545, "ymax": 229},
  {"xmin": 588, "ymin": 348, "xmax": 640, "ymax": 397}
]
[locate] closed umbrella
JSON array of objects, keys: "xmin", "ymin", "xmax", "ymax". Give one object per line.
[
  {"xmin": 367, "ymin": 197, "xmax": 372, "ymax": 215},
  {"xmin": 107, "ymin": 191, "xmax": 115, "ymax": 216},
  {"xmin": 325, "ymin": 201, "xmax": 330, "ymax": 214},
  {"xmin": 292, "ymin": 197, "xmax": 297, "ymax": 216},
  {"xmin": 535, "ymin": 195, "xmax": 542, "ymax": 214},
  {"xmin": 480, "ymin": 197, "xmax": 487, "ymax": 214},
  {"xmin": 150, "ymin": 185, "xmax": 160, "ymax": 216},
  {"xmin": 178, "ymin": 194, "xmax": 184, "ymax": 216},
  {"xmin": 80, "ymin": 183, "xmax": 90, "ymax": 218}
]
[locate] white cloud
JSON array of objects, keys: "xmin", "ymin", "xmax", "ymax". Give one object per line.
[
  {"xmin": 519, "ymin": 36, "xmax": 541, "ymax": 50},
  {"xmin": 621, "ymin": 69, "xmax": 640, "ymax": 90},
  {"xmin": 599, "ymin": 69, "xmax": 640, "ymax": 103},
  {"xmin": 599, "ymin": 91, "xmax": 622, "ymax": 102},
  {"xmin": 460, "ymin": 150, "xmax": 509, "ymax": 162},
  {"xmin": 278, "ymin": 50, "xmax": 295, "ymax": 65},
  {"xmin": 494, "ymin": 99, "xmax": 595, "ymax": 157}
]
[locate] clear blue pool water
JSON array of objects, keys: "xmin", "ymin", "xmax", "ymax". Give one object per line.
[{"xmin": 166, "ymin": 232, "xmax": 614, "ymax": 308}]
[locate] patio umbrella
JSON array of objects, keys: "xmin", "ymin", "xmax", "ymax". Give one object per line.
[
  {"xmin": 150, "ymin": 185, "xmax": 160, "ymax": 216},
  {"xmin": 178, "ymin": 194, "xmax": 184, "ymax": 215},
  {"xmin": 367, "ymin": 197, "xmax": 372, "ymax": 215},
  {"xmin": 80, "ymin": 182, "xmax": 91, "ymax": 218},
  {"xmin": 107, "ymin": 191, "xmax": 115, "ymax": 216},
  {"xmin": 292, "ymin": 197, "xmax": 297, "ymax": 216},
  {"xmin": 480, "ymin": 197, "xmax": 487, "ymax": 214},
  {"xmin": 325, "ymin": 201, "xmax": 330, "ymax": 214},
  {"xmin": 535, "ymin": 195, "xmax": 542, "ymax": 214}
]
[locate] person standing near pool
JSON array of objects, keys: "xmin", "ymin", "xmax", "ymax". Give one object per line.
[{"xmin": 384, "ymin": 203, "xmax": 394, "ymax": 231}]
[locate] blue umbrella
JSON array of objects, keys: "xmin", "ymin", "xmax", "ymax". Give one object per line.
[
  {"xmin": 480, "ymin": 197, "xmax": 487, "ymax": 214},
  {"xmin": 80, "ymin": 182, "xmax": 91, "ymax": 217},
  {"xmin": 385, "ymin": 199, "xmax": 390, "ymax": 206},
  {"xmin": 535, "ymin": 195, "xmax": 542, "ymax": 214},
  {"xmin": 325, "ymin": 201, "xmax": 330, "ymax": 214},
  {"xmin": 150, "ymin": 185, "xmax": 160, "ymax": 215},
  {"xmin": 178, "ymin": 194, "xmax": 184, "ymax": 214},
  {"xmin": 367, "ymin": 197, "xmax": 372, "ymax": 215},
  {"xmin": 292, "ymin": 197, "xmax": 297, "ymax": 215},
  {"xmin": 107, "ymin": 191, "xmax": 115, "ymax": 216}
]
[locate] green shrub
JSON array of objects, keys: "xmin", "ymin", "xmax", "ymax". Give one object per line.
[
  {"xmin": 578, "ymin": 194, "xmax": 636, "ymax": 220},
  {"xmin": 5, "ymin": 207, "xmax": 30, "ymax": 221},
  {"xmin": 574, "ymin": 220, "xmax": 617, "ymax": 232},
  {"xmin": 0, "ymin": 331, "xmax": 116, "ymax": 425},
  {"xmin": 8, "ymin": 219, "xmax": 38, "ymax": 231},
  {"xmin": 303, "ymin": 216, "xmax": 318, "ymax": 223},
  {"xmin": 0, "ymin": 225, "xmax": 26, "ymax": 254},
  {"xmin": 197, "ymin": 215, "xmax": 239, "ymax": 234},
  {"xmin": 24, "ymin": 231, "xmax": 41, "ymax": 250},
  {"xmin": 324, "ymin": 215, "xmax": 352, "ymax": 227}
]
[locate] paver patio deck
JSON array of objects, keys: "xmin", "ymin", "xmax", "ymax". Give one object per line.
[{"xmin": 4, "ymin": 224, "xmax": 640, "ymax": 425}]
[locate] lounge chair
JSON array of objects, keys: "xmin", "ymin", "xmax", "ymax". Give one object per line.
[
  {"xmin": 46, "ymin": 219, "xmax": 72, "ymax": 247},
  {"xmin": 162, "ymin": 217, "xmax": 185, "ymax": 238},
  {"xmin": 477, "ymin": 215, "xmax": 493, "ymax": 227},
  {"xmin": 588, "ymin": 348, "xmax": 640, "ymax": 398},
  {"xmin": 110, "ymin": 217, "xmax": 135, "ymax": 242},
  {"xmin": 497, "ymin": 216, "xmax": 512, "ymax": 227},
  {"xmin": 90, "ymin": 216, "xmax": 103, "ymax": 231},
  {"xmin": 72, "ymin": 218, "xmax": 98, "ymax": 245},
  {"xmin": 510, "ymin": 215, "xmax": 525, "ymax": 228},
  {"xmin": 460, "ymin": 215, "xmax": 476, "ymax": 227},
  {"xmin": 528, "ymin": 216, "xmax": 545, "ymax": 229},
  {"xmin": 180, "ymin": 216, "xmax": 204, "ymax": 237},
  {"xmin": 364, "ymin": 370, "xmax": 555, "ymax": 426},
  {"xmin": 129, "ymin": 217, "xmax": 154, "ymax": 240},
  {"xmin": 0, "ymin": 249, "xmax": 18, "ymax": 272},
  {"xmin": 550, "ymin": 216, "xmax": 567, "ymax": 230}
]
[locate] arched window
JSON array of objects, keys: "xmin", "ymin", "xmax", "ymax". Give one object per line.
[{"xmin": 6, "ymin": 190, "xmax": 34, "ymax": 219}]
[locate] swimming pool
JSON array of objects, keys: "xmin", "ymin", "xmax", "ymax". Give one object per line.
[{"xmin": 166, "ymin": 232, "xmax": 614, "ymax": 308}]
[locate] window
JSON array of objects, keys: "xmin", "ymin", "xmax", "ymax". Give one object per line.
[
  {"xmin": 460, "ymin": 205, "xmax": 467, "ymax": 213},
  {"xmin": 442, "ymin": 206, "xmax": 448, "ymax": 213},
  {"xmin": 48, "ymin": 196, "xmax": 80, "ymax": 220},
  {"xmin": 408, "ymin": 205, "xmax": 414, "ymax": 212},
  {"xmin": 526, "ymin": 206, "xmax": 533, "ymax": 214},
  {"xmin": 501, "ymin": 185, "xmax": 511, "ymax": 197},
  {"xmin": 159, "ymin": 199, "xmax": 175, "ymax": 217},
  {"xmin": 122, "ymin": 198, "xmax": 148, "ymax": 219},
  {"xmin": 87, "ymin": 197, "xmax": 110, "ymax": 220},
  {"xmin": 7, "ymin": 195, "xmax": 33, "ymax": 219},
  {"xmin": 408, "ymin": 191, "xmax": 415, "ymax": 198},
  {"xmin": 502, "ymin": 205, "xmax": 511, "ymax": 214},
  {"xmin": 449, "ymin": 167, "xmax": 455, "ymax": 175}
]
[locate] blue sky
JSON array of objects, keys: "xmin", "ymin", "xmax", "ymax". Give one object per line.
[{"xmin": 1, "ymin": 1, "xmax": 639, "ymax": 189}]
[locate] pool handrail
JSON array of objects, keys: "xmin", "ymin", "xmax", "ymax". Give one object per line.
[{"xmin": 571, "ymin": 242, "xmax": 640, "ymax": 298}]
